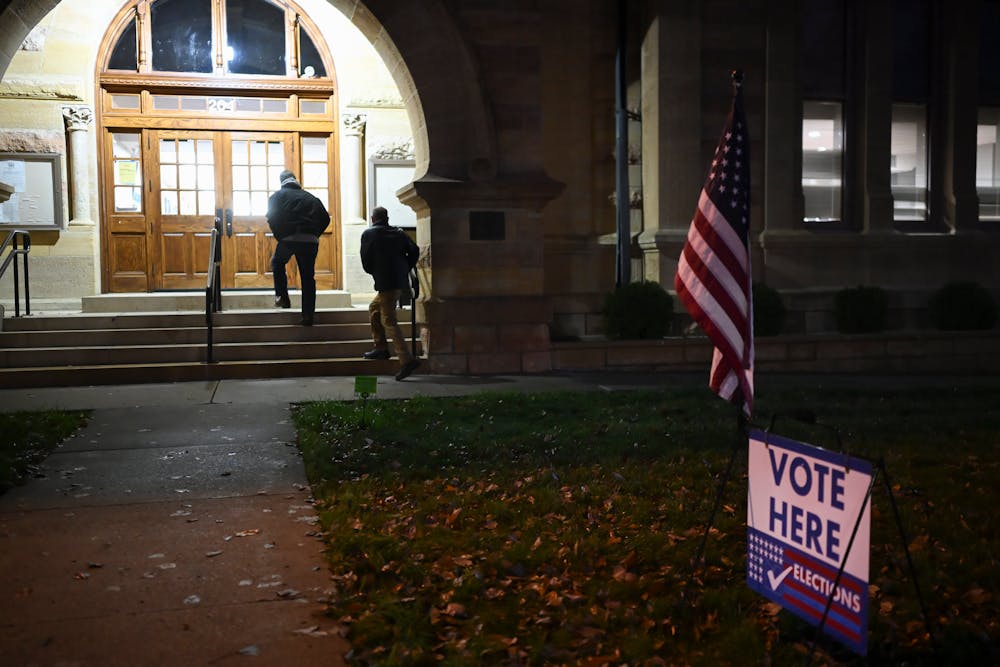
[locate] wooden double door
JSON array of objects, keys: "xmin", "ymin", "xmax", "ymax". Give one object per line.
[{"xmin": 105, "ymin": 128, "xmax": 338, "ymax": 292}]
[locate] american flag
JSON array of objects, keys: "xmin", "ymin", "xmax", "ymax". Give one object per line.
[{"xmin": 674, "ymin": 73, "xmax": 754, "ymax": 417}]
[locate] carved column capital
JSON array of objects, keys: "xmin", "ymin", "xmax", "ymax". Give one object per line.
[
  {"xmin": 343, "ymin": 113, "xmax": 367, "ymax": 135},
  {"xmin": 62, "ymin": 105, "xmax": 95, "ymax": 132}
]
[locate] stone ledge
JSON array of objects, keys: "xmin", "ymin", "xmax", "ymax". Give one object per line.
[{"xmin": 549, "ymin": 331, "xmax": 1000, "ymax": 374}]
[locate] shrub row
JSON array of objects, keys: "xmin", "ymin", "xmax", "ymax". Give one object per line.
[{"xmin": 599, "ymin": 280, "xmax": 997, "ymax": 339}]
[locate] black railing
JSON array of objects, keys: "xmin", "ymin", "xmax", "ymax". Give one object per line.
[
  {"xmin": 205, "ymin": 226, "xmax": 222, "ymax": 363},
  {"xmin": 0, "ymin": 230, "xmax": 31, "ymax": 317}
]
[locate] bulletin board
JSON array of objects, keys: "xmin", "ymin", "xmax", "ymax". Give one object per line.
[
  {"xmin": 0, "ymin": 153, "xmax": 64, "ymax": 229},
  {"xmin": 367, "ymin": 159, "xmax": 416, "ymax": 229}
]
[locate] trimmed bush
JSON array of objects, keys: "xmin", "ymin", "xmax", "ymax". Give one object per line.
[
  {"xmin": 928, "ymin": 282, "xmax": 997, "ymax": 331},
  {"xmin": 834, "ymin": 285, "xmax": 888, "ymax": 333},
  {"xmin": 752, "ymin": 283, "xmax": 786, "ymax": 337},
  {"xmin": 602, "ymin": 281, "xmax": 674, "ymax": 340}
]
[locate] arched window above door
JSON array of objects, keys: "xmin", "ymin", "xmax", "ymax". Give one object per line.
[{"xmin": 103, "ymin": 0, "xmax": 328, "ymax": 79}]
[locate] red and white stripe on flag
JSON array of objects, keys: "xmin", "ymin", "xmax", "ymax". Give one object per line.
[{"xmin": 674, "ymin": 78, "xmax": 754, "ymax": 416}]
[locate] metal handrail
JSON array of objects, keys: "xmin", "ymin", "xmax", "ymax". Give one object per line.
[
  {"xmin": 0, "ymin": 230, "xmax": 31, "ymax": 317},
  {"xmin": 205, "ymin": 226, "xmax": 222, "ymax": 363}
]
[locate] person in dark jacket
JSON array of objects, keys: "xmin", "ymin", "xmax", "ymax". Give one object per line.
[
  {"xmin": 267, "ymin": 170, "xmax": 329, "ymax": 326},
  {"xmin": 360, "ymin": 206, "xmax": 421, "ymax": 380}
]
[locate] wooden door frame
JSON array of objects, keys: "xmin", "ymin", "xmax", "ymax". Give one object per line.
[{"xmin": 99, "ymin": 105, "xmax": 341, "ymax": 293}]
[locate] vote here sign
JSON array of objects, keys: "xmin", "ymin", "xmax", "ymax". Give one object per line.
[{"xmin": 746, "ymin": 429, "xmax": 873, "ymax": 656}]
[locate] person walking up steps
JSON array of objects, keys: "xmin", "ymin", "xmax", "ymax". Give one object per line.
[
  {"xmin": 360, "ymin": 206, "xmax": 421, "ymax": 380},
  {"xmin": 267, "ymin": 170, "xmax": 330, "ymax": 326}
]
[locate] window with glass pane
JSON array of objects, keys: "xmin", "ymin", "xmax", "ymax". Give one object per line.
[
  {"xmin": 160, "ymin": 138, "xmax": 215, "ymax": 216},
  {"xmin": 299, "ymin": 27, "xmax": 326, "ymax": 78},
  {"xmin": 108, "ymin": 18, "xmax": 138, "ymax": 71},
  {"xmin": 151, "ymin": 0, "xmax": 213, "ymax": 73},
  {"xmin": 300, "ymin": 136, "xmax": 329, "ymax": 207},
  {"xmin": 231, "ymin": 139, "xmax": 284, "ymax": 216},
  {"xmin": 112, "ymin": 133, "xmax": 143, "ymax": 212},
  {"xmin": 226, "ymin": 0, "xmax": 286, "ymax": 76},
  {"xmin": 802, "ymin": 101, "xmax": 843, "ymax": 223},
  {"xmin": 891, "ymin": 104, "xmax": 928, "ymax": 222},
  {"xmin": 978, "ymin": 108, "xmax": 1000, "ymax": 221}
]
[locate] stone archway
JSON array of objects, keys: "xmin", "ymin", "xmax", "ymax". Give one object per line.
[
  {"xmin": 1, "ymin": 0, "xmax": 565, "ymax": 375},
  {"xmin": 1, "ymin": 0, "xmax": 496, "ymax": 185}
]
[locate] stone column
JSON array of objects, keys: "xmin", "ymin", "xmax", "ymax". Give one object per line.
[
  {"xmin": 942, "ymin": 1, "xmax": 980, "ymax": 232},
  {"xmin": 636, "ymin": 1, "xmax": 703, "ymax": 285},
  {"xmin": 762, "ymin": 0, "xmax": 800, "ymax": 234},
  {"xmin": 398, "ymin": 175, "xmax": 563, "ymax": 375},
  {"xmin": 62, "ymin": 105, "xmax": 95, "ymax": 227},
  {"xmin": 340, "ymin": 113, "xmax": 366, "ymax": 221},
  {"xmin": 340, "ymin": 113, "xmax": 368, "ymax": 296},
  {"xmin": 858, "ymin": 0, "xmax": 893, "ymax": 233}
]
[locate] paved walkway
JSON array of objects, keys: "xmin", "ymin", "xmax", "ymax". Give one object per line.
[
  {"xmin": 0, "ymin": 371, "xmax": 992, "ymax": 665},
  {"xmin": 0, "ymin": 372, "xmax": 697, "ymax": 666}
]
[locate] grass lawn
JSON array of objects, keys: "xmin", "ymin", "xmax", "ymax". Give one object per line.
[
  {"xmin": 294, "ymin": 385, "xmax": 999, "ymax": 666},
  {"xmin": 0, "ymin": 410, "xmax": 88, "ymax": 494}
]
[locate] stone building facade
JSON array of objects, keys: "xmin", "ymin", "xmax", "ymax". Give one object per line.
[{"xmin": 1, "ymin": 0, "xmax": 998, "ymax": 375}]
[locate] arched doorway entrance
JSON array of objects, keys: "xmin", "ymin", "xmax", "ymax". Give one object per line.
[{"xmin": 95, "ymin": 0, "xmax": 341, "ymax": 292}]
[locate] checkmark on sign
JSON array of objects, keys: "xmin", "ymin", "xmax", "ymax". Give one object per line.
[{"xmin": 767, "ymin": 565, "xmax": 793, "ymax": 591}]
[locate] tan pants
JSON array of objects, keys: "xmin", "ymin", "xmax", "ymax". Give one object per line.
[{"xmin": 368, "ymin": 290, "xmax": 412, "ymax": 363}]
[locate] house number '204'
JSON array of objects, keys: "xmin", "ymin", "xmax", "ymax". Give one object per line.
[{"xmin": 208, "ymin": 98, "xmax": 235, "ymax": 113}]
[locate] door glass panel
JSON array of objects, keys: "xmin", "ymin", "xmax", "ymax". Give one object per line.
[
  {"xmin": 231, "ymin": 138, "xmax": 283, "ymax": 216},
  {"xmin": 160, "ymin": 137, "xmax": 215, "ymax": 217},
  {"xmin": 179, "ymin": 164, "xmax": 197, "ymax": 189},
  {"xmin": 301, "ymin": 136, "xmax": 326, "ymax": 161},
  {"xmin": 251, "ymin": 191, "xmax": 268, "ymax": 213},
  {"xmin": 233, "ymin": 190, "xmax": 251, "ymax": 216},
  {"xmin": 179, "ymin": 190, "xmax": 198, "ymax": 215},
  {"xmin": 249, "ymin": 165, "xmax": 267, "ymax": 190},
  {"xmin": 161, "ymin": 191, "xmax": 178, "ymax": 215},
  {"xmin": 199, "ymin": 190, "xmax": 216, "ymax": 214},
  {"xmin": 232, "ymin": 140, "xmax": 249, "ymax": 165},
  {"xmin": 232, "ymin": 167, "xmax": 249, "ymax": 190},
  {"xmin": 267, "ymin": 142, "xmax": 283, "ymax": 162},
  {"xmin": 196, "ymin": 140, "xmax": 213, "ymax": 161},
  {"xmin": 250, "ymin": 141, "xmax": 267, "ymax": 163},
  {"xmin": 225, "ymin": 0, "xmax": 286, "ymax": 76},
  {"xmin": 160, "ymin": 164, "xmax": 178, "ymax": 189},
  {"xmin": 151, "ymin": 0, "xmax": 213, "ymax": 73},
  {"xmin": 111, "ymin": 133, "xmax": 143, "ymax": 211},
  {"xmin": 197, "ymin": 164, "xmax": 214, "ymax": 186},
  {"xmin": 302, "ymin": 163, "xmax": 326, "ymax": 188}
]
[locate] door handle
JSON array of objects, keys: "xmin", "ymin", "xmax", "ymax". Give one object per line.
[
  {"xmin": 225, "ymin": 209, "xmax": 233, "ymax": 237},
  {"xmin": 215, "ymin": 209, "xmax": 223, "ymax": 232}
]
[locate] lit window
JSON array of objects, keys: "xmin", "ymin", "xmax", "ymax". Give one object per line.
[
  {"xmin": 802, "ymin": 101, "xmax": 843, "ymax": 223},
  {"xmin": 890, "ymin": 104, "xmax": 928, "ymax": 222},
  {"xmin": 978, "ymin": 108, "xmax": 1000, "ymax": 221}
]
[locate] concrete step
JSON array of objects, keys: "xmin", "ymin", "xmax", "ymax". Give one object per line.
[
  {"xmin": 79, "ymin": 290, "xmax": 355, "ymax": 313},
  {"xmin": 0, "ymin": 322, "xmax": 373, "ymax": 348},
  {"xmin": 0, "ymin": 304, "xmax": 421, "ymax": 388}
]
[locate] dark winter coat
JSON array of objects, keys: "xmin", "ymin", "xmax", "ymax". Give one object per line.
[
  {"xmin": 266, "ymin": 182, "xmax": 330, "ymax": 240},
  {"xmin": 360, "ymin": 222, "xmax": 419, "ymax": 291}
]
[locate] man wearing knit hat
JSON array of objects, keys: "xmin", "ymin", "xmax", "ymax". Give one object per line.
[{"xmin": 266, "ymin": 169, "xmax": 330, "ymax": 326}]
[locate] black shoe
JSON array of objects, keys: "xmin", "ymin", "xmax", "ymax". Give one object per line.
[
  {"xmin": 300, "ymin": 316, "xmax": 313, "ymax": 326},
  {"xmin": 395, "ymin": 358, "xmax": 421, "ymax": 381},
  {"xmin": 275, "ymin": 295, "xmax": 291, "ymax": 309},
  {"xmin": 363, "ymin": 349, "xmax": 391, "ymax": 360}
]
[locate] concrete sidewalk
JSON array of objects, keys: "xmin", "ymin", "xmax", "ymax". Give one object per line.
[{"xmin": 0, "ymin": 370, "xmax": 993, "ymax": 666}]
